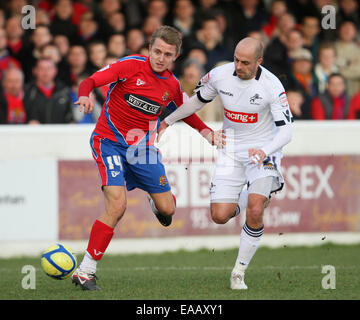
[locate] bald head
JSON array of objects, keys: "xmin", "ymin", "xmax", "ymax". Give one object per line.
[
  {"xmin": 2, "ymin": 67, "xmax": 24, "ymax": 96},
  {"xmin": 235, "ymin": 37, "xmax": 264, "ymax": 60},
  {"xmin": 233, "ymin": 37, "xmax": 263, "ymax": 80}
]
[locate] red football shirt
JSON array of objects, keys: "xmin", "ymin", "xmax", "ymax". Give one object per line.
[{"xmin": 83, "ymin": 55, "xmax": 209, "ymax": 145}]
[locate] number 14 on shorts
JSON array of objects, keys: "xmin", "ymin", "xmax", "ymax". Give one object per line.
[{"xmin": 106, "ymin": 155, "xmax": 123, "ymax": 171}]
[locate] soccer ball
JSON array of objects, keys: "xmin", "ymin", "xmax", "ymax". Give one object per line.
[{"xmin": 41, "ymin": 244, "xmax": 77, "ymax": 280}]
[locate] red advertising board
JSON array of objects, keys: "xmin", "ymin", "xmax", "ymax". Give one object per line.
[{"xmin": 59, "ymin": 156, "xmax": 360, "ymax": 239}]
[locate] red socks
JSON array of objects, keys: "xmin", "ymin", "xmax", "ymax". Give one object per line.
[
  {"xmin": 86, "ymin": 220, "xmax": 114, "ymax": 261},
  {"xmin": 86, "ymin": 194, "xmax": 176, "ymax": 261}
]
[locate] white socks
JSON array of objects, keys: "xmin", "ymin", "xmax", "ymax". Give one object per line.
[
  {"xmin": 79, "ymin": 250, "xmax": 98, "ymax": 274},
  {"xmin": 234, "ymin": 222, "xmax": 264, "ymax": 273}
]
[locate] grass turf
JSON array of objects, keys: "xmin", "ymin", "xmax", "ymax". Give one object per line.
[{"xmin": 0, "ymin": 243, "xmax": 359, "ymax": 300}]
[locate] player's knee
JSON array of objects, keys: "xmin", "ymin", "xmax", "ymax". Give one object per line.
[
  {"xmin": 210, "ymin": 208, "xmax": 231, "ymax": 224},
  {"xmin": 156, "ymin": 201, "xmax": 176, "ymax": 216},
  {"xmin": 108, "ymin": 202, "xmax": 126, "ymax": 219},
  {"xmin": 246, "ymin": 203, "xmax": 264, "ymax": 225}
]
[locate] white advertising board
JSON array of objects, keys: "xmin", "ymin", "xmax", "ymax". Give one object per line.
[{"xmin": 0, "ymin": 159, "xmax": 58, "ymax": 241}]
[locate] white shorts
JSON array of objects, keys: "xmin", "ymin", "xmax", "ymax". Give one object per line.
[{"xmin": 210, "ymin": 151, "xmax": 284, "ymax": 203}]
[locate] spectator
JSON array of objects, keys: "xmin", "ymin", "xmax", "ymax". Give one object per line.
[
  {"xmin": 0, "ymin": 9, "xmax": 5, "ymax": 29},
  {"xmin": 187, "ymin": 47, "xmax": 208, "ymax": 68},
  {"xmin": 108, "ymin": 11, "xmax": 126, "ymax": 34},
  {"xmin": 49, "ymin": 0, "xmax": 79, "ymax": 44},
  {"xmin": 35, "ymin": 8, "xmax": 51, "ymax": 27},
  {"xmin": 179, "ymin": 58, "xmax": 205, "ymax": 97},
  {"xmin": 211, "ymin": 8, "xmax": 235, "ymax": 52},
  {"xmin": 146, "ymin": 0, "xmax": 169, "ymax": 24},
  {"xmin": 193, "ymin": 16, "xmax": 232, "ymax": 71},
  {"xmin": 107, "ymin": 33, "xmax": 126, "ymax": 59},
  {"xmin": 287, "ymin": 29, "xmax": 305, "ymax": 59},
  {"xmin": 261, "ymin": 0, "xmax": 287, "ymax": 39},
  {"xmin": 272, "ymin": 11, "xmax": 297, "ymax": 43},
  {"xmin": 300, "ymin": 15, "xmax": 320, "ymax": 61},
  {"xmin": 5, "ymin": 15, "xmax": 26, "ymax": 63},
  {"xmin": 335, "ymin": 20, "xmax": 360, "ymax": 97},
  {"xmin": 0, "ymin": 67, "xmax": 26, "ymax": 124},
  {"xmin": 99, "ymin": 0, "xmax": 122, "ymax": 19},
  {"xmin": 142, "ymin": 15, "xmax": 163, "ymax": 44},
  {"xmin": 171, "ymin": 0, "xmax": 196, "ymax": 37},
  {"xmin": 125, "ymin": 28, "xmax": 146, "ymax": 55},
  {"xmin": 22, "ymin": 24, "xmax": 53, "ymax": 82},
  {"xmin": 286, "ymin": 48, "xmax": 317, "ymax": 119},
  {"xmin": 39, "ymin": 42, "xmax": 72, "ymax": 86},
  {"xmin": 38, "ymin": 0, "xmax": 89, "ymax": 26},
  {"xmin": 87, "ymin": 41, "xmax": 107, "ymax": 72},
  {"xmin": 87, "ymin": 41, "xmax": 109, "ymax": 99},
  {"xmin": 229, "ymin": 0, "xmax": 269, "ymax": 43},
  {"xmin": 5, "ymin": 0, "xmax": 28, "ymax": 16},
  {"xmin": 314, "ymin": 43, "xmax": 339, "ymax": 94},
  {"xmin": 263, "ymin": 27, "xmax": 302, "ymax": 78},
  {"xmin": 95, "ymin": 0, "xmax": 123, "ymax": 41},
  {"xmin": 311, "ymin": 73, "xmax": 353, "ymax": 120},
  {"xmin": 0, "ymin": 28, "xmax": 21, "ymax": 79},
  {"xmin": 67, "ymin": 45, "xmax": 91, "ymax": 85},
  {"xmin": 23, "ymin": 58, "xmax": 73, "ymax": 124},
  {"xmin": 348, "ymin": 90, "xmax": 360, "ymax": 119},
  {"xmin": 337, "ymin": 0, "xmax": 360, "ymax": 29},
  {"xmin": 53, "ymin": 34, "xmax": 70, "ymax": 58},
  {"xmin": 78, "ymin": 12, "xmax": 102, "ymax": 45},
  {"xmin": 286, "ymin": 89, "xmax": 305, "ymax": 120}
]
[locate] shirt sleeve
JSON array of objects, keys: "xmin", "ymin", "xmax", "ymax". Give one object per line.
[
  {"xmin": 89, "ymin": 59, "xmax": 136, "ymax": 88},
  {"xmin": 193, "ymin": 70, "xmax": 218, "ymax": 103},
  {"xmin": 269, "ymin": 82, "xmax": 294, "ymax": 127},
  {"xmin": 261, "ymin": 81, "xmax": 293, "ymax": 155}
]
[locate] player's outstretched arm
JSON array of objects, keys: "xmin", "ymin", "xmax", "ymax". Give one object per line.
[
  {"xmin": 158, "ymin": 94, "xmax": 226, "ymax": 148},
  {"xmin": 156, "ymin": 120, "xmax": 225, "ymax": 149},
  {"xmin": 164, "ymin": 94, "xmax": 205, "ymax": 125}
]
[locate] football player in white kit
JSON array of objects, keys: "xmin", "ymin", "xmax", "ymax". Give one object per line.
[{"xmin": 157, "ymin": 37, "xmax": 293, "ymax": 289}]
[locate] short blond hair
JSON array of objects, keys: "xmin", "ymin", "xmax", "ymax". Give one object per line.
[{"xmin": 150, "ymin": 26, "xmax": 182, "ymax": 54}]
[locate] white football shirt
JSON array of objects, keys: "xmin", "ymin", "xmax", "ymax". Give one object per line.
[{"xmin": 195, "ymin": 62, "xmax": 293, "ymax": 161}]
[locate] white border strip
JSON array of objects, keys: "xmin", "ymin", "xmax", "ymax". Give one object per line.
[{"xmin": 1, "ymin": 232, "xmax": 360, "ymax": 258}]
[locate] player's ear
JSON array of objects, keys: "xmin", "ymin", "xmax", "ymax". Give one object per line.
[{"xmin": 173, "ymin": 52, "xmax": 180, "ymax": 62}]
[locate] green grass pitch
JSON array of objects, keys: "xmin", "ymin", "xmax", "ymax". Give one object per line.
[{"xmin": 0, "ymin": 243, "xmax": 359, "ymax": 300}]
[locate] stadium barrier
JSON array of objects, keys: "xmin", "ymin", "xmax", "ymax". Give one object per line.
[{"xmin": 1, "ymin": 121, "xmax": 360, "ymax": 257}]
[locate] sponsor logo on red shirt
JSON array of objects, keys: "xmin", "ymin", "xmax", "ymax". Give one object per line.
[{"xmin": 224, "ymin": 108, "xmax": 258, "ymax": 123}]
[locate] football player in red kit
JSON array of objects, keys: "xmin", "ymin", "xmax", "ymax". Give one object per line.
[{"xmin": 71, "ymin": 26, "xmax": 223, "ymax": 290}]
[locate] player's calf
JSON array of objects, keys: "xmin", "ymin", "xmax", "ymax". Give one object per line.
[
  {"xmin": 101, "ymin": 186, "xmax": 127, "ymax": 227},
  {"xmin": 148, "ymin": 192, "xmax": 176, "ymax": 227},
  {"xmin": 246, "ymin": 194, "xmax": 267, "ymax": 228}
]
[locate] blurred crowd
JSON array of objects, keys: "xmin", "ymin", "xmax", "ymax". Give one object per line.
[{"xmin": 0, "ymin": 0, "xmax": 360, "ymax": 125}]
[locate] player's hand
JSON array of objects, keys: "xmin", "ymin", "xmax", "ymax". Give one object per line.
[
  {"xmin": 75, "ymin": 96, "xmax": 94, "ymax": 114},
  {"xmin": 156, "ymin": 120, "xmax": 169, "ymax": 143},
  {"xmin": 248, "ymin": 148, "xmax": 266, "ymax": 168},
  {"xmin": 205, "ymin": 129, "xmax": 226, "ymax": 149}
]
